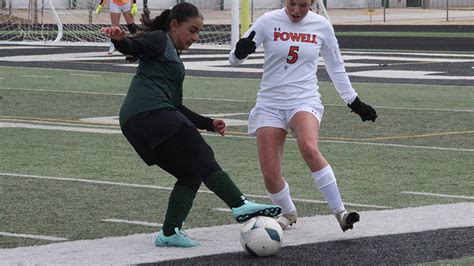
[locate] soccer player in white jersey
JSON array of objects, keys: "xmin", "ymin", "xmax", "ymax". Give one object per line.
[{"xmin": 229, "ymin": 0, "xmax": 377, "ymax": 231}]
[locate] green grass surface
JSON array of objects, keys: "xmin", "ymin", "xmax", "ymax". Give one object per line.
[{"xmin": 0, "ymin": 66, "xmax": 473, "ymax": 249}]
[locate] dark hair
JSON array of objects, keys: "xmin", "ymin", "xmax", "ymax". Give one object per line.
[
  {"xmin": 126, "ymin": 3, "xmax": 201, "ymax": 63},
  {"xmin": 144, "ymin": 2, "xmax": 202, "ymax": 32}
]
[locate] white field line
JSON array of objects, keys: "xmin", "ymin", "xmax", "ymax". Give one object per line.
[
  {"xmin": 0, "ymin": 42, "xmax": 109, "ymax": 47},
  {"xmin": 1, "ymin": 118, "xmax": 119, "ymax": 128},
  {"xmin": 184, "ymin": 51, "xmax": 474, "ymax": 59},
  {"xmin": 244, "ymin": 193, "xmax": 389, "ymax": 209},
  {"xmin": 361, "ymin": 105, "xmax": 474, "ymax": 113},
  {"xmin": 69, "ymin": 73, "xmax": 102, "ymax": 77},
  {"xmin": 1, "ymin": 120, "xmax": 472, "ymax": 152},
  {"xmin": 203, "ymin": 112, "xmax": 248, "ymax": 117},
  {"xmin": 350, "ymin": 70, "xmax": 474, "ymax": 80},
  {"xmin": 21, "ymin": 75, "xmax": 53, "ymax": 78},
  {"xmin": 1, "ymin": 119, "xmax": 472, "ymax": 152},
  {"xmin": 0, "ymin": 232, "xmax": 68, "ymax": 241},
  {"xmin": 186, "ymin": 97, "xmax": 251, "ymax": 102},
  {"xmin": 0, "ymin": 172, "xmax": 390, "ymax": 209},
  {"xmin": 101, "ymin": 219, "xmax": 162, "ymax": 227},
  {"xmin": 0, "ymin": 87, "xmax": 126, "ymax": 96},
  {"xmin": 213, "ymin": 208, "xmax": 232, "ymax": 213},
  {"xmin": 316, "ymin": 139, "xmax": 474, "ymax": 152},
  {"xmin": 0, "ymin": 203, "xmax": 472, "ymax": 264},
  {"xmin": 1, "ymin": 64, "xmax": 473, "ymax": 89},
  {"xmin": 1, "ymin": 86, "xmax": 473, "ymax": 113},
  {"xmin": 0, "ymin": 122, "xmax": 121, "ymax": 134},
  {"xmin": 4, "ymin": 51, "xmax": 474, "ymax": 64},
  {"xmin": 0, "ymin": 46, "xmax": 56, "ymax": 50},
  {"xmin": 401, "ymin": 191, "xmax": 474, "ymax": 200},
  {"xmin": 345, "ymin": 51, "xmax": 474, "ymax": 58}
]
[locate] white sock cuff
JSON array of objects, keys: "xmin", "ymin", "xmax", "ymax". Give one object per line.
[
  {"xmin": 312, "ymin": 165, "xmax": 336, "ymax": 189},
  {"xmin": 267, "ymin": 181, "xmax": 290, "ymax": 201}
]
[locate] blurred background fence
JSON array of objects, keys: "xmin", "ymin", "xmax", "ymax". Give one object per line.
[
  {"xmin": 1, "ymin": 0, "xmax": 472, "ymax": 44},
  {"xmin": 1, "ymin": 0, "xmax": 472, "ymax": 24}
]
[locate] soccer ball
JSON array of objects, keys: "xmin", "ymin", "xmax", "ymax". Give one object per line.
[{"xmin": 240, "ymin": 216, "xmax": 283, "ymax": 257}]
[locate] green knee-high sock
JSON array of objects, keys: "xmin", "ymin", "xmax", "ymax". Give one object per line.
[
  {"xmin": 203, "ymin": 170, "xmax": 245, "ymax": 208},
  {"xmin": 162, "ymin": 184, "xmax": 196, "ymax": 236}
]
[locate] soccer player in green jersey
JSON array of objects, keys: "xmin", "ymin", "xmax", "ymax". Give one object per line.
[{"xmin": 100, "ymin": 2, "xmax": 281, "ymax": 248}]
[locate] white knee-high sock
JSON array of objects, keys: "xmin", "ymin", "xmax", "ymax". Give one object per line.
[
  {"xmin": 312, "ymin": 165, "xmax": 345, "ymax": 215},
  {"xmin": 267, "ymin": 181, "xmax": 296, "ymax": 215}
]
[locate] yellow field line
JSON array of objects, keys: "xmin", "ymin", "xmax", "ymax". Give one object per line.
[
  {"xmin": 1, "ymin": 115, "xmax": 473, "ymax": 142},
  {"xmin": 0, "ymin": 115, "xmax": 117, "ymax": 127},
  {"xmin": 318, "ymin": 131, "xmax": 474, "ymax": 141}
]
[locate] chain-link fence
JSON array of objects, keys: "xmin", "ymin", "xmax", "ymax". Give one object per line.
[
  {"xmin": 1, "ymin": 0, "xmax": 472, "ymax": 44},
  {"xmin": 2, "ymin": 0, "xmax": 473, "ymax": 24}
]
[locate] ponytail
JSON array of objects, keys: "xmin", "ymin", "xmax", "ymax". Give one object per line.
[{"xmin": 126, "ymin": 2, "xmax": 201, "ymax": 63}]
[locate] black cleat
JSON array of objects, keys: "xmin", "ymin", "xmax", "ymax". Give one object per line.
[{"xmin": 336, "ymin": 211, "xmax": 360, "ymax": 232}]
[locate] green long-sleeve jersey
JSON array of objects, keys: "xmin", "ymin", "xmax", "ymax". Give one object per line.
[
  {"xmin": 115, "ymin": 30, "xmax": 214, "ymax": 131},
  {"xmin": 116, "ymin": 30, "xmax": 183, "ymax": 127}
]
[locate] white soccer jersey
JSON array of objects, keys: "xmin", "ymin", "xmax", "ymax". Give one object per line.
[{"xmin": 229, "ymin": 8, "xmax": 357, "ymax": 109}]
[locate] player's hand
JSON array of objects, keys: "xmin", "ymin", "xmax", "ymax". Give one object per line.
[
  {"xmin": 131, "ymin": 3, "xmax": 138, "ymax": 16},
  {"xmin": 95, "ymin": 4, "xmax": 103, "ymax": 15},
  {"xmin": 348, "ymin": 97, "xmax": 377, "ymax": 122},
  {"xmin": 100, "ymin": 26, "xmax": 125, "ymax": 41},
  {"xmin": 213, "ymin": 119, "xmax": 226, "ymax": 136},
  {"xmin": 234, "ymin": 31, "xmax": 256, "ymax": 59}
]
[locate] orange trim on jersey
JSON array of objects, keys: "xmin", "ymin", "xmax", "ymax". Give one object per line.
[{"xmin": 112, "ymin": 0, "xmax": 129, "ymax": 6}]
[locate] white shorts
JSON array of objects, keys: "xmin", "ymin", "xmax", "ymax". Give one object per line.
[
  {"xmin": 110, "ymin": 1, "xmax": 132, "ymax": 13},
  {"xmin": 247, "ymin": 104, "xmax": 324, "ymax": 136}
]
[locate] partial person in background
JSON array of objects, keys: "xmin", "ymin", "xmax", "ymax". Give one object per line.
[
  {"xmin": 229, "ymin": 0, "xmax": 377, "ymax": 231},
  {"xmin": 100, "ymin": 2, "xmax": 281, "ymax": 248},
  {"xmin": 96, "ymin": 0, "xmax": 138, "ymax": 54}
]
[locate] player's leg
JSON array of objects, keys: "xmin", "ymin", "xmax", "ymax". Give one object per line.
[
  {"xmin": 122, "ymin": 11, "xmax": 138, "ymax": 34},
  {"xmin": 108, "ymin": 12, "xmax": 121, "ymax": 54},
  {"xmin": 121, "ymin": 110, "xmax": 199, "ymax": 247},
  {"xmin": 150, "ymin": 111, "xmax": 279, "ymax": 245},
  {"xmin": 120, "ymin": 1, "xmax": 138, "ymax": 34},
  {"xmin": 159, "ymin": 122, "xmax": 281, "ymax": 223},
  {"xmin": 290, "ymin": 110, "xmax": 359, "ymax": 232},
  {"xmin": 108, "ymin": 3, "xmax": 122, "ymax": 54},
  {"xmin": 248, "ymin": 106, "xmax": 297, "ymax": 229},
  {"xmin": 255, "ymin": 127, "xmax": 297, "ymax": 229}
]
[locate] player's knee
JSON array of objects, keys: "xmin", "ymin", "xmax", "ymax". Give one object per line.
[
  {"xmin": 176, "ymin": 177, "xmax": 201, "ymax": 193},
  {"xmin": 262, "ymin": 170, "xmax": 282, "ymax": 186},
  {"xmin": 299, "ymin": 142, "xmax": 321, "ymax": 161}
]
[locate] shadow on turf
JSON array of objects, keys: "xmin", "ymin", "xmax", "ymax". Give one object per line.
[{"xmin": 140, "ymin": 226, "xmax": 473, "ymax": 265}]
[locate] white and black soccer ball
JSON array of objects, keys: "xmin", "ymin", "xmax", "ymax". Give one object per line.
[{"xmin": 240, "ymin": 216, "xmax": 283, "ymax": 257}]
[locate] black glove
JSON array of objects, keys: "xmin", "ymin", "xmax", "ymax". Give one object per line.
[
  {"xmin": 348, "ymin": 97, "xmax": 377, "ymax": 122},
  {"xmin": 234, "ymin": 31, "xmax": 256, "ymax": 59}
]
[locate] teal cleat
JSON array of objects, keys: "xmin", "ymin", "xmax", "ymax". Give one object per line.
[
  {"xmin": 155, "ymin": 227, "xmax": 200, "ymax": 248},
  {"xmin": 232, "ymin": 200, "xmax": 282, "ymax": 223}
]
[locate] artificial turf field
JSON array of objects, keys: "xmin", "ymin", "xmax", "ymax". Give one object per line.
[{"xmin": 0, "ymin": 41, "xmax": 473, "ymax": 264}]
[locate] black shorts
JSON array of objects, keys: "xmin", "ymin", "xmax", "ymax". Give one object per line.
[{"xmin": 121, "ymin": 108, "xmax": 221, "ymax": 182}]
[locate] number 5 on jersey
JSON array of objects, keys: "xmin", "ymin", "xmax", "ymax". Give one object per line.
[{"xmin": 287, "ymin": 46, "xmax": 299, "ymax": 64}]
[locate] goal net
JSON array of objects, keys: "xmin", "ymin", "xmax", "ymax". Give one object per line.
[
  {"xmin": 0, "ymin": 0, "xmax": 330, "ymax": 46},
  {"xmin": 0, "ymin": 0, "xmax": 107, "ymax": 43}
]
